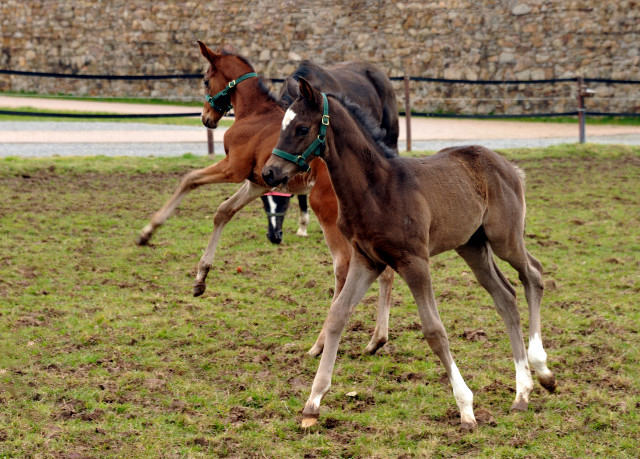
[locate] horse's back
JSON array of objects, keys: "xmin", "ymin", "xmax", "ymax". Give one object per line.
[
  {"xmin": 281, "ymin": 60, "xmax": 399, "ymax": 151},
  {"xmin": 398, "ymin": 145, "xmax": 525, "ymax": 208},
  {"xmin": 431, "ymin": 145, "xmax": 523, "ymax": 187}
]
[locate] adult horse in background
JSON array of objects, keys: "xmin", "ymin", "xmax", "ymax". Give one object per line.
[
  {"xmin": 261, "ymin": 192, "xmax": 309, "ymax": 244},
  {"xmin": 279, "ymin": 59, "xmax": 399, "ymax": 153},
  {"xmin": 135, "ymin": 41, "xmax": 397, "ymax": 356},
  {"xmin": 262, "ymin": 78, "xmax": 557, "ymax": 429}
]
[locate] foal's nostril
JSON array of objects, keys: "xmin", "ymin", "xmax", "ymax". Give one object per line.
[{"xmin": 262, "ymin": 169, "xmax": 275, "ymax": 186}]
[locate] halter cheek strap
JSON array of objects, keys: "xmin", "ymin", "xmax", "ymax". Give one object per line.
[
  {"xmin": 272, "ymin": 93, "xmax": 330, "ymax": 173},
  {"xmin": 205, "ymin": 72, "xmax": 259, "ymax": 114}
]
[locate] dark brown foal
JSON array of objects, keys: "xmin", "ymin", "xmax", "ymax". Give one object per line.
[{"xmin": 262, "ymin": 78, "xmax": 556, "ymax": 430}]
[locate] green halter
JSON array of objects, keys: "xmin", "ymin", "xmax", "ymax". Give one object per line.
[
  {"xmin": 205, "ymin": 72, "xmax": 258, "ymax": 114},
  {"xmin": 272, "ymin": 93, "xmax": 330, "ymax": 173}
]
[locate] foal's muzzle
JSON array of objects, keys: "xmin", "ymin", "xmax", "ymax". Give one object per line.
[
  {"xmin": 267, "ymin": 229, "xmax": 284, "ymax": 244},
  {"xmin": 201, "ymin": 114, "xmax": 219, "ymax": 129},
  {"xmin": 262, "ymin": 167, "xmax": 288, "ymax": 188}
]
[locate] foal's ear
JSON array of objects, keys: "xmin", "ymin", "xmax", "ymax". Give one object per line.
[
  {"xmin": 284, "ymin": 77, "xmax": 299, "ymax": 98},
  {"xmin": 299, "ymin": 77, "xmax": 320, "ymax": 108},
  {"xmin": 219, "ymin": 43, "xmax": 236, "ymax": 54},
  {"xmin": 197, "ymin": 40, "xmax": 219, "ymax": 63}
]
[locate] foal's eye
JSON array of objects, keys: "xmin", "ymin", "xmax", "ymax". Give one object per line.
[
  {"xmin": 204, "ymin": 80, "xmax": 209, "ymax": 88},
  {"xmin": 296, "ymin": 126, "xmax": 309, "ymax": 136}
]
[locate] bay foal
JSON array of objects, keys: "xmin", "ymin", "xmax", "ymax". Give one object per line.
[
  {"xmin": 262, "ymin": 78, "xmax": 557, "ymax": 430},
  {"xmin": 136, "ymin": 42, "xmax": 395, "ymax": 355}
]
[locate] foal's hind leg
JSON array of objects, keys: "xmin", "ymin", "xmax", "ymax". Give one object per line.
[
  {"xmin": 193, "ymin": 180, "xmax": 269, "ymax": 296},
  {"xmin": 489, "ymin": 234, "xmax": 557, "ymax": 393},
  {"xmin": 517, "ymin": 250, "xmax": 557, "ymax": 392},
  {"xmin": 456, "ymin": 241, "xmax": 534, "ymax": 411}
]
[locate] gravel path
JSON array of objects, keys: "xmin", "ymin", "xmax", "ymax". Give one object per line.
[{"xmin": 2, "ymin": 95, "xmax": 640, "ymax": 157}]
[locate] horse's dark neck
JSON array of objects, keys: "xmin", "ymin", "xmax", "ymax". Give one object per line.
[{"xmin": 323, "ymin": 100, "xmax": 392, "ymax": 208}]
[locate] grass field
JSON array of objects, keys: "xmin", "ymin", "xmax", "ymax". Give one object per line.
[{"xmin": 0, "ymin": 144, "xmax": 639, "ymax": 458}]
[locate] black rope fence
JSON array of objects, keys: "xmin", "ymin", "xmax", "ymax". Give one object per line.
[
  {"xmin": 0, "ymin": 69, "xmax": 202, "ymax": 80},
  {"xmin": 1, "ymin": 68, "xmax": 639, "ymax": 147},
  {"xmin": 0, "ymin": 109, "xmax": 201, "ymax": 119}
]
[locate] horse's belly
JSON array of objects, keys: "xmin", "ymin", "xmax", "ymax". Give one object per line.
[{"xmin": 427, "ymin": 214, "xmax": 484, "ymax": 256}]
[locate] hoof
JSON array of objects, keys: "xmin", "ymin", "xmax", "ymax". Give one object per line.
[
  {"xmin": 538, "ymin": 373, "xmax": 557, "ymax": 393},
  {"xmin": 307, "ymin": 344, "xmax": 323, "ymax": 357},
  {"xmin": 364, "ymin": 338, "xmax": 387, "ymax": 355},
  {"xmin": 460, "ymin": 419, "xmax": 478, "ymax": 431},
  {"xmin": 136, "ymin": 233, "xmax": 150, "ymax": 246},
  {"xmin": 510, "ymin": 399, "xmax": 528, "ymax": 412},
  {"xmin": 301, "ymin": 415, "xmax": 319, "ymax": 428},
  {"xmin": 193, "ymin": 284, "xmax": 206, "ymax": 297}
]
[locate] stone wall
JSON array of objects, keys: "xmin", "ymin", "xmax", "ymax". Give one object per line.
[{"xmin": 1, "ymin": 0, "xmax": 638, "ymax": 115}]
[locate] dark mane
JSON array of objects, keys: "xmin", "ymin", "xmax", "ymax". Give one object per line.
[
  {"xmin": 278, "ymin": 60, "xmax": 335, "ymax": 109},
  {"xmin": 327, "ymin": 93, "xmax": 398, "ymax": 159},
  {"xmin": 221, "ymin": 50, "xmax": 281, "ymax": 106},
  {"xmin": 290, "ymin": 60, "xmax": 325, "ymax": 81}
]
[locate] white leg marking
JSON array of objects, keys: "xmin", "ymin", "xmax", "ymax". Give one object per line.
[
  {"xmin": 528, "ymin": 333, "xmax": 552, "ymax": 377},
  {"xmin": 267, "ymin": 196, "xmax": 278, "ymax": 231},
  {"xmin": 282, "ymin": 107, "xmax": 297, "ymax": 130},
  {"xmin": 449, "ymin": 362, "xmax": 475, "ymax": 424},
  {"xmin": 311, "ymin": 392, "xmax": 325, "ymax": 410},
  {"xmin": 515, "ymin": 359, "xmax": 534, "ymax": 403},
  {"xmin": 297, "ymin": 211, "xmax": 309, "ymax": 236}
]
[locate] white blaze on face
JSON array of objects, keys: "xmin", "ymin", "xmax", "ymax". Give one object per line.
[{"xmin": 282, "ymin": 108, "xmax": 297, "ymax": 130}]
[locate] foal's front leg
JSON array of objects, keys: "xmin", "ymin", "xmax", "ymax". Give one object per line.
[
  {"xmin": 364, "ymin": 267, "xmax": 394, "ymax": 354},
  {"xmin": 193, "ymin": 180, "xmax": 268, "ymax": 296},
  {"xmin": 295, "ymin": 194, "xmax": 310, "ymax": 237},
  {"xmin": 302, "ymin": 256, "xmax": 381, "ymax": 427},
  {"xmin": 306, "ymin": 176, "xmax": 394, "ymax": 357},
  {"xmin": 137, "ymin": 155, "xmax": 247, "ymax": 246}
]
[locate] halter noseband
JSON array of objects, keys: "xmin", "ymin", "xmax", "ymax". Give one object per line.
[
  {"xmin": 272, "ymin": 93, "xmax": 330, "ymax": 173},
  {"xmin": 205, "ymin": 72, "xmax": 259, "ymax": 114}
]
